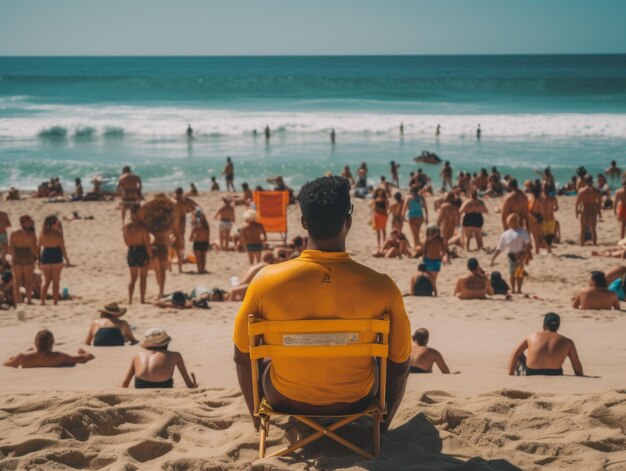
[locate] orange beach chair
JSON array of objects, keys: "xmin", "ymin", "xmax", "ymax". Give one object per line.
[{"xmin": 253, "ymin": 191, "xmax": 289, "ymax": 244}]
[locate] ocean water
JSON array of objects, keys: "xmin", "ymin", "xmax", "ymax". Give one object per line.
[{"xmin": 1, "ymin": 55, "xmax": 625, "ymax": 191}]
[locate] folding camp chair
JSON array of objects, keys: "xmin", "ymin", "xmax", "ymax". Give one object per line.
[
  {"xmin": 248, "ymin": 314, "xmax": 389, "ymax": 460},
  {"xmin": 253, "ymin": 191, "xmax": 289, "ymax": 244}
]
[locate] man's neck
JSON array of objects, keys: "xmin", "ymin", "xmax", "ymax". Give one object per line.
[{"xmin": 306, "ymin": 238, "xmax": 346, "ymax": 252}]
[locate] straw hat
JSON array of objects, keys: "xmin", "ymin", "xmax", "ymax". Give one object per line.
[
  {"xmin": 140, "ymin": 328, "xmax": 172, "ymax": 348},
  {"xmin": 99, "ymin": 302, "xmax": 127, "ymax": 317}
]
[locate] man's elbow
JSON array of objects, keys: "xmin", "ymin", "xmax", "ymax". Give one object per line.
[{"xmin": 233, "ymin": 345, "xmax": 250, "ymax": 365}]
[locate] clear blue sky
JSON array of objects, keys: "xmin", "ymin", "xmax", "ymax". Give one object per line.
[{"xmin": 1, "ymin": 0, "xmax": 625, "ymax": 55}]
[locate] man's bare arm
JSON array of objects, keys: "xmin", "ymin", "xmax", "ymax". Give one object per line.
[
  {"xmin": 3, "ymin": 353, "xmax": 23, "ymax": 368},
  {"xmin": 176, "ymin": 353, "xmax": 197, "ymax": 388},
  {"xmin": 121, "ymin": 360, "xmax": 135, "ymax": 387},
  {"xmin": 434, "ymin": 350, "xmax": 451, "ymax": 374},
  {"xmin": 572, "ymin": 292, "xmax": 581, "ymax": 309},
  {"xmin": 568, "ymin": 342, "xmax": 584, "ymax": 376}
]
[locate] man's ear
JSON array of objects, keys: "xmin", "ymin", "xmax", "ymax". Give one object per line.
[
  {"xmin": 301, "ymin": 216, "xmax": 308, "ymax": 231},
  {"xmin": 345, "ymin": 214, "xmax": 352, "ymax": 230}
]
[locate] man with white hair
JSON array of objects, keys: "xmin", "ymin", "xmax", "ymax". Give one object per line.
[{"xmin": 239, "ymin": 209, "xmax": 267, "ymax": 264}]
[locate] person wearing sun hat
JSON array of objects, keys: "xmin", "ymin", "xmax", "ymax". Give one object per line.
[
  {"xmin": 122, "ymin": 328, "xmax": 197, "ymax": 389},
  {"xmin": 508, "ymin": 312, "xmax": 584, "ymax": 377},
  {"xmin": 85, "ymin": 303, "xmax": 138, "ymax": 347}
]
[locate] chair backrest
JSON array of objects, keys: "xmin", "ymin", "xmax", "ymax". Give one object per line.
[
  {"xmin": 253, "ymin": 191, "xmax": 289, "ymax": 234},
  {"xmin": 248, "ymin": 315, "xmax": 389, "ymax": 415}
]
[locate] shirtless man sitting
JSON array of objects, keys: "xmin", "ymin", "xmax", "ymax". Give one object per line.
[
  {"xmin": 4, "ymin": 329, "xmax": 95, "ymax": 368},
  {"xmin": 508, "ymin": 313, "xmax": 583, "ymax": 376},
  {"xmin": 409, "ymin": 328, "xmax": 456, "ymax": 374},
  {"xmin": 572, "ymin": 271, "xmax": 621, "ymax": 310},
  {"xmin": 118, "ymin": 166, "xmax": 143, "ymax": 223},
  {"xmin": 122, "ymin": 328, "xmax": 197, "ymax": 389},
  {"xmin": 454, "ymin": 258, "xmax": 494, "ymax": 300},
  {"xmin": 575, "ymin": 175, "xmax": 601, "ymax": 246}
]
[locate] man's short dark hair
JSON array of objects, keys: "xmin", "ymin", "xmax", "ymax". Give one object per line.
[
  {"xmin": 412, "ymin": 328, "xmax": 429, "ymax": 345},
  {"xmin": 509, "ymin": 178, "xmax": 518, "ymax": 189},
  {"xmin": 467, "ymin": 258, "xmax": 479, "ymax": 271},
  {"xmin": 543, "ymin": 312, "xmax": 560, "ymax": 332},
  {"xmin": 298, "ymin": 176, "xmax": 351, "ymax": 240},
  {"xmin": 591, "ymin": 271, "xmax": 607, "ymax": 288}
]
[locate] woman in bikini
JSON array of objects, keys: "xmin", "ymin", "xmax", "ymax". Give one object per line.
[
  {"xmin": 190, "ymin": 211, "xmax": 210, "ymax": 274},
  {"xmin": 371, "ymin": 188, "xmax": 389, "ymax": 249},
  {"xmin": 123, "ymin": 205, "xmax": 153, "ymax": 304},
  {"xmin": 10, "ymin": 215, "xmax": 38, "ymax": 305},
  {"xmin": 402, "ymin": 186, "xmax": 429, "ymax": 247},
  {"xmin": 38, "ymin": 215, "xmax": 71, "ymax": 305},
  {"xmin": 459, "ymin": 190, "xmax": 488, "ymax": 251}
]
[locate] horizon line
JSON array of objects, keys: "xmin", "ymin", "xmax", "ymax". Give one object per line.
[{"xmin": 1, "ymin": 52, "xmax": 625, "ymax": 58}]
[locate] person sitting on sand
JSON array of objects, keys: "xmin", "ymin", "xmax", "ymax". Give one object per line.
[
  {"xmin": 4, "ymin": 187, "xmax": 20, "ymax": 200},
  {"xmin": 85, "ymin": 303, "xmax": 138, "ymax": 347},
  {"xmin": 234, "ymin": 176, "xmax": 411, "ymax": 430},
  {"xmin": 239, "ymin": 210, "xmax": 267, "ymax": 265},
  {"xmin": 122, "ymin": 328, "xmax": 197, "ymax": 389},
  {"xmin": 233, "ymin": 182, "xmax": 254, "ymax": 206},
  {"xmin": 210, "ymin": 176, "xmax": 220, "ymax": 192},
  {"xmin": 410, "ymin": 263, "xmax": 436, "ymax": 296},
  {"xmin": 118, "ymin": 166, "xmax": 143, "ymax": 223},
  {"xmin": 214, "ymin": 197, "xmax": 235, "ymax": 250},
  {"xmin": 509, "ymin": 313, "xmax": 583, "ymax": 376},
  {"xmin": 409, "ymin": 328, "xmax": 455, "ymax": 374},
  {"xmin": 186, "ymin": 182, "xmax": 199, "ymax": 197},
  {"xmin": 490, "ymin": 213, "xmax": 531, "ymax": 294},
  {"xmin": 372, "ymin": 230, "xmax": 412, "ymax": 259},
  {"xmin": 229, "ymin": 251, "xmax": 277, "ymax": 301},
  {"xmin": 490, "ymin": 271, "xmax": 510, "ymax": 296},
  {"xmin": 608, "ymin": 273, "xmax": 626, "ymax": 301},
  {"xmin": 572, "ymin": 271, "xmax": 621, "ymax": 310},
  {"xmin": 4, "ymin": 329, "xmax": 94, "ymax": 368},
  {"xmin": 454, "ymin": 257, "xmax": 494, "ymax": 300}
]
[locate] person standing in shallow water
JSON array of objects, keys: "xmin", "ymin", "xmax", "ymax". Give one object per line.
[
  {"xmin": 222, "ymin": 157, "xmax": 235, "ymax": 192},
  {"xmin": 476, "ymin": 124, "xmax": 481, "ymax": 140}
]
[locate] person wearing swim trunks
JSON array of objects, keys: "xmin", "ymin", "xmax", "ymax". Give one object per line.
[
  {"xmin": 118, "ymin": 166, "xmax": 143, "ymax": 224},
  {"xmin": 459, "ymin": 189, "xmax": 488, "ymax": 251},
  {"xmin": 422, "ymin": 225, "xmax": 448, "ymax": 293},
  {"xmin": 491, "ymin": 213, "xmax": 531, "ymax": 294},
  {"xmin": 38, "ymin": 215, "xmax": 71, "ymax": 306},
  {"xmin": 122, "ymin": 328, "xmax": 197, "ymax": 389},
  {"xmin": 575, "ymin": 175, "xmax": 602, "ymax": 246},
  {"xmin": 509, "ymin": 313, "xmax": 583, "ymax": 377},
  {"xmin": 390, "ymin": 161, "xmax": 400, "ymax": 188},
  {"xmin": 9, "ymin": 215, "xmax": 38, "ymax": 305},
  {"xmin": 221, "ymin": 156, "xmax": 236, "ymax": 192},
  {"xmin": 436, "ymin": 192, "xmax": 459, "ymax": 244},
  {"xmin": 214, "ymin": 197, "xmax": 235, "ymax": 250},
  {"xmin": 85, "ymin": 303, "xmax": 138, "ymax": 347},
  {"xmin": 605, "ymin": 160, "xmax": 622, "ymax": 182},
  {"xmin": 371, "ymin": 188, "xmax": 389, "ymax": 249},
  {"xmin": 123, "ymin": 206, "xmax": 153, "ymax": 304},
  {"xmin": 190, "ymin": 211, "xmax": 210, "ymax": 274},
  {"xmin": 409, "ymin": 328, "xmax": 456, "ymax": 374},
  {"xmin": 3, "ymin": 329, "xmax": 95, "ymax": 368},
  {"xmin": 0, "ymin": 211, "xmax": 11, "ymax": 263},
  {"xmin": 402, "ymin": 186, "xmax": 429, "ymax": 247},
  {"xmin": 572, "ymin": 271, "xmax": 621, "ymax": 310},
  {"xmin": 614, "ymin": 177, "xmax": 626, "ymax": 239},
  {"xmin": 542, "ymin": 182, "xmax": 559, "ymax": 253},
  {"xmin": 234, "ymin": 176, "xmax": 412, "ymax": 430},
  {"xmin": 239, "ymin": 210, "xmax": 267, "ymax": 265},
  {"xmin": 439, "ymin": 161, "xmax": 453, "ymax": 192}
]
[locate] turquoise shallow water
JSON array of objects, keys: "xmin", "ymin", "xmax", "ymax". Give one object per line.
[{"xmin": 1, "ymin": 55, "xmax": 625, "ymax": 190}]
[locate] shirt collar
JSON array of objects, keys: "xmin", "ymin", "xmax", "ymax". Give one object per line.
[{"xmin": 298, "ymin": 250, "xmax": 351, "ymax": 262}]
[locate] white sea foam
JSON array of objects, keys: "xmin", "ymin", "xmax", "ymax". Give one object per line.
[{"xmin": 1, "ymin": 101, "xmax": 626, "ymax": 139}]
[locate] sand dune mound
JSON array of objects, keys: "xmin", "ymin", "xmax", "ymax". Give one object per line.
[{"xmin": 1, "ymin": 389, "xmax": 625, "ymax": 470}]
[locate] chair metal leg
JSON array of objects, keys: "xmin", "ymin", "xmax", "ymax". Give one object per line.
[
  {"xmin": 297, "ymin": 416, "xmax": 375, "ymax": 460},
  {"xmin": 259, "ymin": 416, "xmax": 269, "ymax": 459},
  {"xmin": 373, "ymin": 413, "xmax": 382, "ymax": 457}
]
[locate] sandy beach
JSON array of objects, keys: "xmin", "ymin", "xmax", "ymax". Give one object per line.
[{"xmin": 1, "ymin": 192, "xmax": 625, "ymax": 470}]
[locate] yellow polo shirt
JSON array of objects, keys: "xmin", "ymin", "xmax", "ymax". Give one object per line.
[{"xmin": 233, "ymin": 250, "xmax": 411, "ymax": 406}]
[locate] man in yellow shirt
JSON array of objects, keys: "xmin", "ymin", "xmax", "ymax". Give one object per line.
[{"xmin": 234, "ymin": 176, "xmax": 412, "ymax": 430}]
